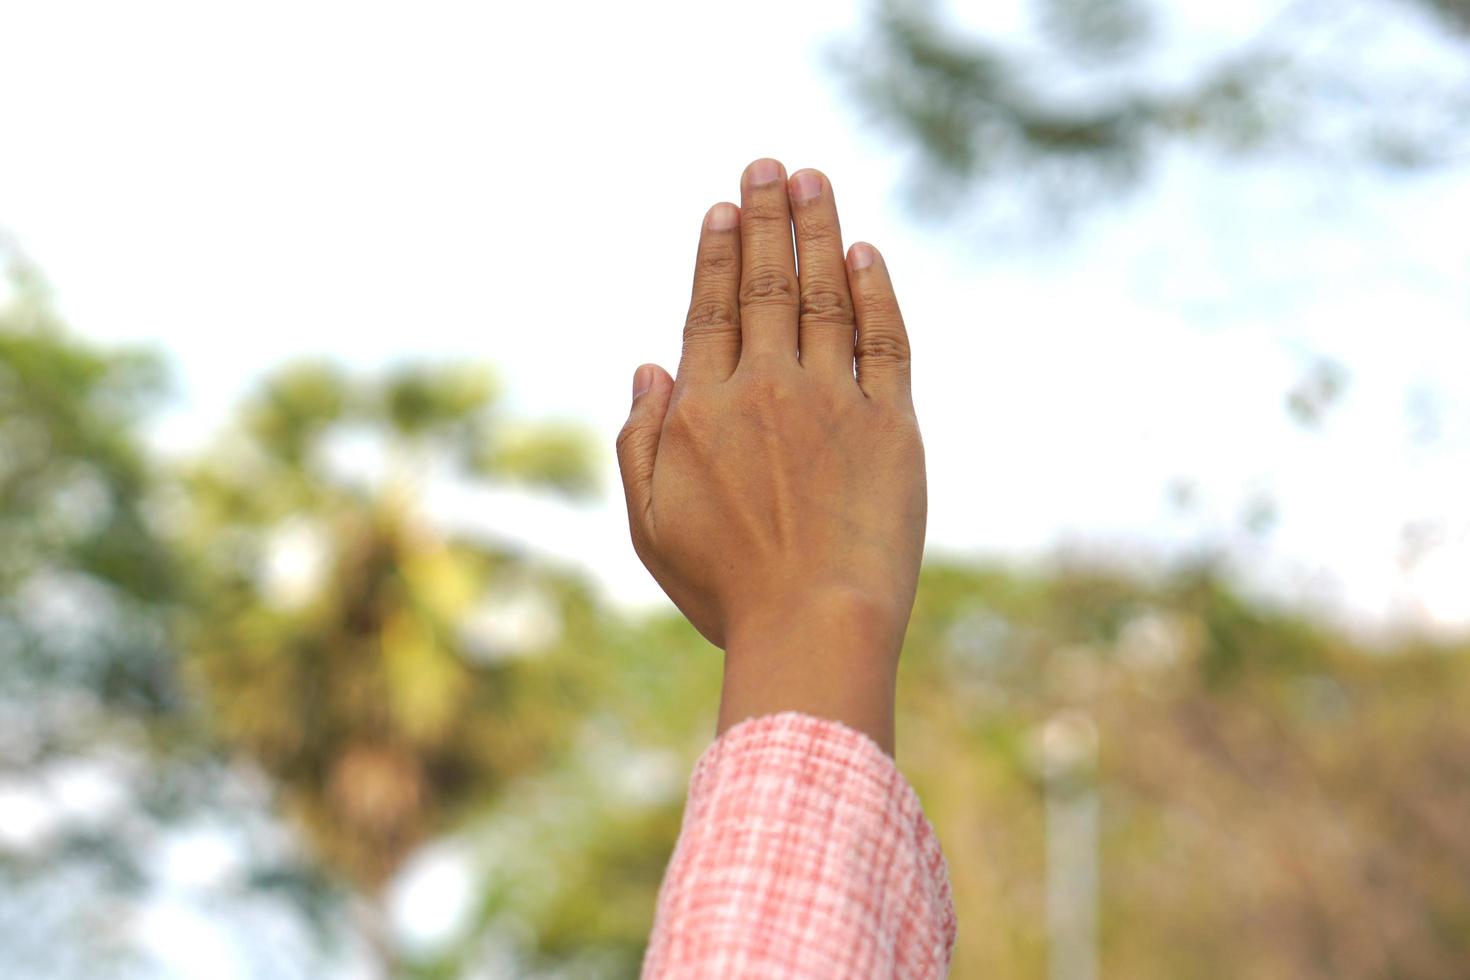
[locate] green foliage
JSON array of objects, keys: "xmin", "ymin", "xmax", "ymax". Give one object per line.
[
  {"xmin": 176, "ymin": 358, "xmax": 606, "ymax": 899},
  {"xmin": 834, "ymin": 0, "xmax": 1470, "ymax": 218},
  {"xmin": 0, "ymin": 268, "xmax": 186, "ymax": 730},
  {"xmin": 476, "ymin": 421, "xmax": 601, "ymax": 497},
  {"xmin": 0, "ymin": 266, "xmax": 199, "ymax": 976},
  {"xmin": 382, "ymin": 364, "xmax": 498, "ymax": 436},
  {"xmin": 5, "ymin": 268, "xmax": 1469, "ymax": 978},
  {"xmin": 1036, "ymin": 0, "xmax": 1152, "ymax": 60},
  {"xmin": 0, "ymin": 276, "xmax": 172, "ymax": 603},
  {"xmin": 896, "ymin": 558, "xmax": 1470, "ymax": 978},
  {"xmin": 0, "ymin": 274, "xmax": 616, "ymax": 973},
  {"xmin": 244, "ymin": 361, "xmax": 352, "ymax": 465}
]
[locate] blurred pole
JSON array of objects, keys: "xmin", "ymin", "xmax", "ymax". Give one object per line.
[{"xmin": 1042, "ymin": 712, "xmax": 1099, "ymax": 980}]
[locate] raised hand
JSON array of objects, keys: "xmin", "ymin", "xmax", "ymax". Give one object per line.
[{"xmin": 615, "ymin": 159, "xmax": 925, "ymax": 753}]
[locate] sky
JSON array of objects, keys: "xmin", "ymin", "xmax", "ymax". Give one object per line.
[
  {"xmin": 3, "ymin": 1, "xmax": 1469, "ymax": 642},
  {"xmin": 4, "ymin": 1, "xmax": 1470, "ymax": 975}
]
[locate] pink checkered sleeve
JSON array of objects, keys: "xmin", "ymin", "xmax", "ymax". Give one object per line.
[{"xmin": 641, "ymin": 711, "xmax": 956, "ymax": 979}]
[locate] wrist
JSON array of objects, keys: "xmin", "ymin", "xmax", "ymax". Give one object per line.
[{"xmin": 716, "ymin": 589, "xmax": 908, "ymax": 754}]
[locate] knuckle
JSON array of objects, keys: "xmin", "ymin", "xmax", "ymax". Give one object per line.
[
  {"xmin": 735, "ymin": 367, "xmax": 793, "ymax": 409},
  {"xmin": 794, "ymin": 210, "xmax": 839, "ymax": 244},
  {"xmin": 857, "ymin": 328, "xmax": 910, "ymax": 364},
  {"xmin": 875, "ymin": 403, "xmax": 920, "ymax": 436},
  {"xmin": 740, "ymin": 196, "xmax": 788, "ymax": 225},
  {"xmin": 856, "ymin": 397, "xmax": 915, "ymax": 443},
  {"xmin": 662, "ymin": 395, "xmax": 706, "ymax": 442},
  {"xmin": 683, "ymin": 298, "xmax": 738, "ymax": 341},
  {"xmin": 614, "ymin": 420, "xmax": 641, "ymax": 460},
  {"xmin": 696, "ymin": 247, "xmax": 737, "ymax": 279},
  {"xmin": 799, "ymin": 283, "xmax": 855, "ymax": 324},
  {"xmin": 739, "ymin": 266, "xmax": 797, "ymax": 308},
  {"xmin": 737, "ymin": 379, "xmax": 779, "ymax": 411}
]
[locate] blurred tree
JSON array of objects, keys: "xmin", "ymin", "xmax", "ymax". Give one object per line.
[
  {"xmin": 0, "ymin": 261, "xmax": 179, "ymax": 726},
  {"xmin": 0, "ymin": 251, "xmax": 681, "ymax": 977},
  {"xmin": 835, "ymin": 0, "xmax": 1470, "ymax": 220},
  {"xmin": 172, "ymin": 356, "xmax": 618, "ymax": 973},
  {"xmin": 0, "ymin": 258, "xmax": 199, "ymax": 976},
  {"xmin": 0, "ymin": 258, "xmax": 407, "ymax": 975},
  {"xmin": 7, "ymin": 247, "xmax": 1468, "ymax": 979},
  {"xmin": 898, "ymin": 557, "xmax": 1470, "ymax": 978},
  {"xmin": 834, "ymin": 0, "xmax": 1470, "ymax": 546}
]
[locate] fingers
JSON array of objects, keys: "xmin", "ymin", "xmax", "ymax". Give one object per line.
[
  {"xmin": 677, "ymin": 203, "xmax": 742, "ymax": 385},
  {"xmin": 788, "ymin": 169, "xmax": 857, "ymax": 379},
  {"xmin": 847, "ymin": 243, "xmax": 912, "ymax": 404},
  {"xmin": 615, "ymin": 363, "xmax": 674, "ymax": 542},
  {"xmin": 737, "ymin": 158, "xmax": 799, "ymax": 363}
]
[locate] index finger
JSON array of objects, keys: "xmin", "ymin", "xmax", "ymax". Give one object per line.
[{"xmin": 677, "ymin": 202, "xmax": 743, "ymax": 385}]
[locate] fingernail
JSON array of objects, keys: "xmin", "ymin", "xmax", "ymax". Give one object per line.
[
  {"xmin": 632, "ymin": 365, "xmax": 653, "ymax": 400},
  {"xmin": 747, "ymin": 158, "xmax": 782, "ymax": 186},
  {"xmin": 707, "ymin": 203, "xmax": 739, "ymax": 231},
  {"xmin": 848, "ymin": 242, "xmax": 877, "ymax": 271},
  {"xmin": 790, "ymin": 170, "xmax": 822, "ymax": 203}
]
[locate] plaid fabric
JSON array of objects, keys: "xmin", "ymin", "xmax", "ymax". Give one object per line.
[{"xmin": 642, "ymin": 712, "xmax": 956, "ymax": 978}]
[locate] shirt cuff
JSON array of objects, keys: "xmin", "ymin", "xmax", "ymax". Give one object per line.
[{"xmin": 642, "ymin": 711, "xmax": 957, "ymax": 979}]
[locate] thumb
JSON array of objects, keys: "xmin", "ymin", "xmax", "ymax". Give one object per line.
[{"xmin": 615, "ymin": 363, "xmax": 673, "ymax": 539}]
